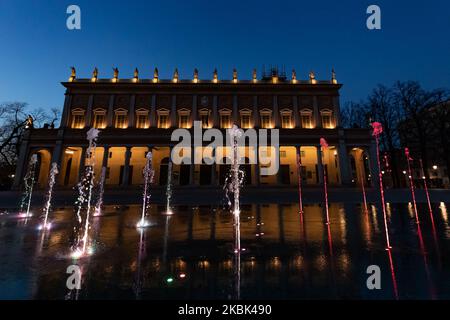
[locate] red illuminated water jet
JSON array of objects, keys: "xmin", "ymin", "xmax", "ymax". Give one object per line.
[
  {"xmin": 405, "ymin": 148, "xmax": 419, "ymax": 224},
  {"xmin": 371, "ymin": 122, "xmax": 392, "ymax": 249},
  {"xmin": 320, "ymin": 138, "xmax": 330, "ymax": 225}
]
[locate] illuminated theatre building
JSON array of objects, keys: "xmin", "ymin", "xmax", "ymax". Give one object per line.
[{"xmin": 13, "ymin": 67, "xmax": 377, "ymax": 191}]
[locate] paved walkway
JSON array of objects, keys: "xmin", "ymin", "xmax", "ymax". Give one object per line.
[{"xmin": 1, "ymin": 186, "xmax": 449, "ymax": 209}]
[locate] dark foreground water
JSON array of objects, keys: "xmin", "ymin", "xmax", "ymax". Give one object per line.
[{"xmin": 0, "ymin": 202, "xmax": 449, "ymax": 299}]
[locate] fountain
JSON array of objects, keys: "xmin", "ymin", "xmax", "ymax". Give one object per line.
[
  {"xmin": 19, "ymin": 154, "xmax": 38, "ymax": 218},
  {"xmin": 224, "ymin": 125, "xmax": 244, "ymax": 253},
  {"xmin": 94, "ymin": 166, "xmax": 107, "ymax": 217},
  {"xmin": 419, "ymin": 159, "xmax": 435, "ymax": 226},
  {"xmin": 72, "ymin": 128, "xmax": 100, "ymax": 259},
  {"xmin": 137, "ymin": 151, "xmax": 154, "ymax": 228},
  {"xmin": 38, "ymin": 162, "xmax": 59, "ymax": 231},
  {"xmin": 223, "ymin": 125, "xmax": 244, "ymax": 299},
  {"xmin": 295, "ymin": 146, "xmax": 304, "ymax": 215},
  {"xmin": 371, "ymin": 122, "xmax": 392, "ymax": 249},
  {"xmin": 405, "ymin": 148, "xmax": 419, "ymax": 224},
  {"xmin": 164, "ymin": 160, "xmax": 173, "ymax": 215},
  {"xmin": 319, "ymin": 138, "xmax": 330, "ymax": 225}
]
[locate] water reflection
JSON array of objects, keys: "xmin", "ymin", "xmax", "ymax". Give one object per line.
[{"xmin": 0, "ymin": 202, "xmax": 449, "ymax": 300}]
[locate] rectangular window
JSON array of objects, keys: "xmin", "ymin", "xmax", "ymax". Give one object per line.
[
  {"xmin": 115, "ymin": 114, "xmax": 127, "ymax": 129},
  {"xmin": 281, "ymin": 115, "xmax": 291, "ymax": 128},
  {"xmin": 322, "ymin": 114, "xmax": 332, "ymax": 128},
  {"xmin": 93, "ymin": 114, "xmax": 105, "ymax": 128},
  {"xmin": 72, "ymin": 114, "xmax": 85, "ymax": 129},
  {"xmin": 200, "ymin": 114, "xmax": 209, "ymax": 128},
  {"xmin": 220, "ymin": 114, "xmax": 231, "ymax": 128},
  {"xmin": 179, "ymin": 115, "xmax": 189, "ymax": 128},
  {"xmin": 158, "ymin": 115, "xmax": 168, "ymax": 128},
  {"xmin": 241, "ymin": 115, "xmax": 251, "ymax": 128},
  {"xmin": 136, "ymin": 114, "xmax": 148, "ymax": 128},
  {"xmin": 301, "ymin": 114, "xmax": 312, "ymax": 128},
  {"xmin": 261, "ymin": 115, "xmax": 271, "ymax": 128}
]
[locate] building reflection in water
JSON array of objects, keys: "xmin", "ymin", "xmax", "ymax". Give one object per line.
[{"xmin": 3, "ymin": 201, "xmax": 449, "ymax": 300}]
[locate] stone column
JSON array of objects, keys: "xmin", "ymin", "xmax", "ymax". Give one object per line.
[
  {"xmin": 150, "ymin": 94, "xmax": 156, "ymax": 127},
  {"xmin": 107, "ymin": 95, "xmax": 115, "ymax": 127},
  {"xmin": 255, "ymin": 146, "xmax": 261, "ymax": 186},
  {"xmin": 212, "ymin": 95, "xmax": 218, "ymax": 127},
  {"xmin": 293, "ymin": 96, "xmax": 300, "ymax": 128},
  {"xmin": 171, "ymin": 95, "xmax": 177, "ymax": 128},
  {"xmin": 333, "ymin": 95, "xmax": 341, "ymax": 127},
  {"xmin": 129, "ymin": 95, "xmax": 136, "ymax": 128},
  {"xmin": 192, "ymin": 95, "xmax": 198, "ymax": 125},
  {"xmin": 253, "ymin": 96, "xmax": 259, "ymax": 128},
  {"xmin": 313, "ymin": 95, "xmax": 320, "ymax": 128},
  {"xmin": 316, "ymin": 145, "xmax": 323, "ymax": 184},
  {"xmin": 189, "ymin": 147, "xmax": 195, "ymax": 185},
  {"xmin": 273, "ymin": 96, "xmax": 280, "ymax": 127},
  {"xmin": 121, "ymin": 146, "xmax": 132, "ymax": 186},
  {"xmin": 232, "ymin": 95, "xmax": 238, "ymax": 124},
  {"xmin": 85, "ymin": 94, "xmax": 94, "ymax": 128},
  {"xmin": 338, "ymin": 138, "xmax": 351, "ymax": 185},
  {"xmin": 60, "ymin": 94, "xmax": 72, "ymax": 128},
  {"xmin": 77, "ymin": 146, "xmax": 87, "ymax": 182},
  {"xmin": 276, "ymin": 147, "xmax": 283, "ymax": 185},
  {"xmin": 102, "ymin": 145, "xmax": 110, "ymax": 169}
]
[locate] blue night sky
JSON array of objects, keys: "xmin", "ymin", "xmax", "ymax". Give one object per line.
[{"xmin": 0, "ymin": 0, "xmax": 449, "ymax": 111}]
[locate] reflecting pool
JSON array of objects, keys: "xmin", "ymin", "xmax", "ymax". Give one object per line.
[{"xmin": 1, "ymin": 202, "xmax": 449, "ymax": 299}]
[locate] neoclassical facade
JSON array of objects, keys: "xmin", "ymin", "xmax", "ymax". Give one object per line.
[{"xmin": 13, "ymin": 68, "xmax": 376, "ymax": 190}]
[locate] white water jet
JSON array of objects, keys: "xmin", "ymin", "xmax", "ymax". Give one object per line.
[
  {"xmin": 20, "ymin": 154, "xmax": 38, "ymax": 218},
  {"xmin": 165, "ymin": 160, "xmax": 173, "ymax": 215},
  {"xmin": 94, "ymin": 166, "xmax": 107, "ymax": 216},
  {"xmin": 39, "ymin": 162, "xmax": 59, "ymax": 231},
  {"xmin": 224, "ymin": 125, "xmax": 244, "ymax": 252},
  {"xmin": 72, "ymin": 128, "xmax": 100, "ymax": 258},
  {"xmin": 137, "ymin": 151, "xmax": 154, "ymax": 228}
]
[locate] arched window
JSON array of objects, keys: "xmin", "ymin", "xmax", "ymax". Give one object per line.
[
  {"xmin": 135, "ymin": 108, "xmax": 149, "ymax": 129},
  {"xmin": 92, "ymin": 108, "xmax": 106, "ymax": 129},
  {"xmin": 114, "ymin": 108, "xmax": 128, "ymax": 129},
  {"xmin": 260, "ymin": 108, "xmax": 273, "ymax": 128},
  {"xmin": 219, "ymin": 108, "xmax": 232, "ymax": 128},
  {"xmin": 198, "ymin": 108, "xmax": 211, "ymax": 128},
  {"xmin": 300, "ymin": 108, "xmax": 313, "ymax": 129},
  {"xmin": 157, "ymin": 108, "xmax": 170, "ymax": 128},
  {"xmin": 71, "ymin": 108, "xmax": 85, "ymax": 129},
  {"xmin": 239, "ymin": 108, "xmax": 252, "ymax": 129},
  {"xmin": 178, "ymin": 108, "xmax": 191, "ymax": 128},
  {"xmin": 280, "ymin": 109, "xmax": 293, "ymax": 128},
  {"xmin": 320, "ymin": 109, "xmax": 334, "ymax": 129}
]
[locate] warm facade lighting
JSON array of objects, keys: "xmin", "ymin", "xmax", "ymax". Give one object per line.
[
  {"xmin": 433, "ymin": 165, "xmax": 438, "ymax": 170},
  {"xmin": 193, "ymin": 68, "xmax": 199, "ymax": 83},
  {"xmin": 153, "ymin": 67, "xmax": 159, "ymax": 83},
  {"xmin": 133, "ymin": 68, "xmax": 139, "ymax": 83},
  {"xmin": 213, "ymin": 68, "xmax": 218, "ymax": 83},
  {"xmin": 232, "ymin": 68, "xmax": 238, "ymax": 83},
  {"xmin": 91, "ymin": 67, "xmax": 98, "ymax": 83},
  {"xmin": 69, "ymin": 66, "xmax": 76, "ymax": 82}
]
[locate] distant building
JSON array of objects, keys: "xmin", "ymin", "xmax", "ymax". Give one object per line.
[{"xmin": 13, "ymin": 67, "xmax": 377, "ymax": 190}]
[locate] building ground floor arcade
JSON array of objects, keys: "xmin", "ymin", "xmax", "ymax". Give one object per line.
[{"xmin": 15, "ymin": 142, "xmax": 375, "ymax": 190}]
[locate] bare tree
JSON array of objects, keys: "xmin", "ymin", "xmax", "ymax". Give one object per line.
[
  {"xmin": 393, "ymin": 81, "xmax": 448, "ymax": 179},
  {"xmin": 367, "ymin": 85, "xmax": 403, "ymax": 187},
  {"xmin": 340, "ymin": 101, "xmax": 371, "ymax": 128},
  {"xmin": 0, "ymin": 102, "xmax": 59, "ymax": 189}
]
